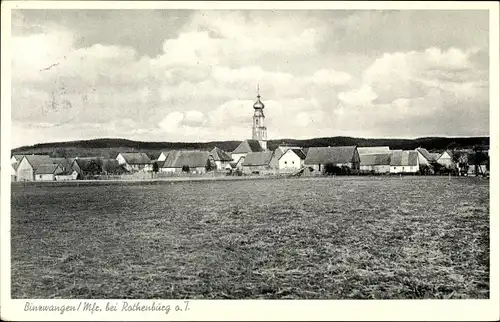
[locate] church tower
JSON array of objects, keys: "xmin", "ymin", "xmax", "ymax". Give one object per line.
[{"xmin": 252, "ymin": 85, "xmax": 267, "ymax": 150}]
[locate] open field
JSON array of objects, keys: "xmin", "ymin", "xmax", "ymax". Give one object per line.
[{"xmin": 11, "ymin": 176, "xmax": 489, "ymax": 299}]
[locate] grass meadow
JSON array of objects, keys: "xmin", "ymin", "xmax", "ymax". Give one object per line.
[{"xmin": 11, "ymin": 176, "xmax": 489, "ymax": 299}]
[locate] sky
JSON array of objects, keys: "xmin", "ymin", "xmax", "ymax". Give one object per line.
[{"xmin": 10, "ymin": 9, "xmax": 490, "ymax": 148}]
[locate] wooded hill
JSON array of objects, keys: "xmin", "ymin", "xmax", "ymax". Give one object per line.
[{"xmin": 11, "ymin": 136, "xmax": 490, "ymax": 159}]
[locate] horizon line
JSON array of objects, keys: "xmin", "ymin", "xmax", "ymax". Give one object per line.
[{"xmin": 11, "ymin": 134, "xmax": 491, "ymax": 150}]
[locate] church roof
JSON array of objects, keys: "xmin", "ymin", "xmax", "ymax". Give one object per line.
[
  {"xmin": 232, "ymin": 140, "xmax": 264, "ymax": 154},
  {"xmin": 253, "ymin": 96, "xmax": 265, "ymax": 109}
]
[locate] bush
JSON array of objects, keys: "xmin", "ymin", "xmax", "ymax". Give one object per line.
[
  {"xmin": 182, "ymin": 165, "xmax": 190, "ymax": 173},
  {"xmin": 324, "ymin": 163, "xmax": 350, "ymax": 175}
]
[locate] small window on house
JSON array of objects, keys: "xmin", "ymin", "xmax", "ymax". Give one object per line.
[
  {"xmin": 292, "ymin": 161, "xmax": 295, "ymax": 164},
  {"xmin": 284, "ymin": 161, "xmax": 287, "ymax": 164}
]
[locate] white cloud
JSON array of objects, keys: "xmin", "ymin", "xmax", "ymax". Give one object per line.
[
  {"xmin": 9, "ymin": 11, "xmax": 490, "ymax": 147},
  {"xmin": 338, "ymin": 85, "xmax": 378, "ymax": 106}
]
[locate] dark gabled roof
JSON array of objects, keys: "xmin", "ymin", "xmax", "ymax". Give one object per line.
[
  {"xmin": 51, "ymin": 158, "xmax": 74, "ymax": 171},
  {"xmin": 72, "ymin": 158, "xmax": 100, "ymax": 171},
  {"xmin": 34, "ymin": 163, "xmax": 61, "ymax": 175},
  {"xmin": 12, "ymin": 162, "xmax": 20, "ymax": 171},
  {"xmin": 161, "ymin": 150, "xmax": 210, "ymax": 168},
  {"xmin": 279, "ymin": 148, "xmax": 306, "ymax": 161},
  {"xmin": 149, "ymin": 151, "xmax": 162, "ymax": 160},
  {"xmin": 210, "ymin": 147, "xmax": 233, "ymax": 162},
  {"xmin": 242, "ymin": 151, "xmax": 274, "ymax": 166},
  {"xmin": 22, "ymin": 155, "xmax": 54, "ymax": 170},
  {"xmin": 357, "ymin": 146, "xmax": 390, "ymax": 156},
  {"xmin": 360, "ymin": 153, "xmax": 391, "ymax": 166},
  {"xmin": 118, "ymin": 152, "xmax": 152, "ymax": 164},
  {"xmin": 416, "ymin": 148, "xmax": 435, "ymax": 161},
  {"xmin": 232, "ymin": 140, "xmax": 263, "ymax": 154},
  {"xmin": 304, "ymin": 146, "xmax": 357, "ymax": 165},
  {"xmin": 390, "ymin": 151, "xmax": 419, "ymax": 166},
  {"xmin": 290, "ymin": 149, "xmax": 306, "ymax": 160}
]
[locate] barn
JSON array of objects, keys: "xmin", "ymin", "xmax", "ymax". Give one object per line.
[
  {"xmin": 15, "ymin": 155, "xmax": 54, "ymax": 181},
  {"xmin": 34, "ymin": 164, "xmax": 65, "ymax": 181},
  {"xmin": 390, "ymin": 151, "xmax": 419, "ymax": 174},
  {"xmin": 304, "ymin": 146, "xmax": 360, "ymax": 175},
  {"xmin": 209, "ymin": 147, "xmax": 233, "ymax": 171},
  {"xmin": 241, "ymin": 151, "xmax": 274, "ymax": 174},
  {"xmin": 116, "ymin": 153, "xmax": 152, "ymax": 172},
  {"xmin": 360, "ymin": 153, "xmax": 391, "ymax": 174},
  {"xmin": 159, "ymin": 150, "xmax": 212, "ymax": 174}
]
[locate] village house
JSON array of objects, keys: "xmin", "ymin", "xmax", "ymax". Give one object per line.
[
  {"xmin": 360, "ymin": 153, "xmax": 392, "ymax": 174},
  {"xmin": 241, "ymin": 151, "xmax": 274, "ymax": 175},
  {"xmin": 34, "ymin": 163, "xmax": 65, "ymax": 181},
  {"xmin": 436, "ymin": 150, "xmax": 456, "ymax": 169},
  {"xmin": 55, "ymin": 169, "xmax": 79, "ymax": 181},
  {"xmin": 304, "ymin": 146, "xmax": 360, "ymax": 174},
  {"xmin": 269, "ymin": 145, "xmax": 302, "ymax": 169},
  {"xmin": 116, "ymin": 152, "xmax": 152, "ymax": 172},
  {"xmin": 276, "ymin": 148, "xmax": 306, "ymax": 172},
  {"xmin": 71, "ymin": 158, "xmax": 102, "ymax": 178},
  {"xmin": 231, "ymin": 139, "xmax": 264, "ymax": 166},
  {"xmin": 159, "ymin": 150, "xmax": 212, "ymax": 174},
  {"xmin": 16, "ymin": 155, "xmax": 54, "ymax": 181},
  {"xmin": 209, "ymin": 147, "xmax": 233, "ymax": 171},
  {"xmin": 390, "ymin": 151, "xmax": 419, "ymax": 174}
]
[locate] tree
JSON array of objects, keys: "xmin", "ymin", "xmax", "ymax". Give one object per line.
[
  {"xmin": 182, "ymin": 165, "xmax": 190, "ymax": 173},
  {"xmin": 205, "ymin": 159, "xmax": 213, "ymax": 172},
  {"xmin": 324, "ymin": 163, "xmax": 344, "ymax": 175},
  {"xmin": 153, "ymin": 162, "xmax": 159, "ymax": 173}
]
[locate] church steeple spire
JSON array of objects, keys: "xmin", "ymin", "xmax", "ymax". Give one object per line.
[
  {"xmin": 253, "ymin": 84, "xmax": 265, "ymax": 109},
  {"xmin": 252, "ymin": 85, "xmax": 267, "ymax": 150}
]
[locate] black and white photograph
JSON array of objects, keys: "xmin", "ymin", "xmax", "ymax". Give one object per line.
[{"xmin": 1, "ymin": 1, "xmax": 499, "ymax": 321}]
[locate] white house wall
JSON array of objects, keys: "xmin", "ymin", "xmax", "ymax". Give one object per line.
[
  {"xmin": 278, "ymin": 150, "xmax": 303, "ymax": 171},
  {"xmin": 116, "ymin": 154, "xmax": 127, "ymax": 165},
  {"xmin": 16, "ymin": 158, "xmax": 34, "ymax": 181},
  {"xmin": 389, "ymin": 165, "xmax": 419, "ymax": 174},
  {"xmin": 35, "ymin": 174, "xmax": 55, "ymax": 181}
]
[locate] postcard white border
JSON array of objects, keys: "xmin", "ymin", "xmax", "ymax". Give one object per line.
[{"xmin": 1, "ymin": 1, "xmax": 499, "ymax": 321}]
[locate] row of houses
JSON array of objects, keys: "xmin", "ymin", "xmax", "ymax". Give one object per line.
[
  {"xmin": 10, "ymin": 143, "xmax": 488, "ymax": 181},
  {"xmin": 11, "ymin": 155, "xmax": 128, "ymax": 181}
]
